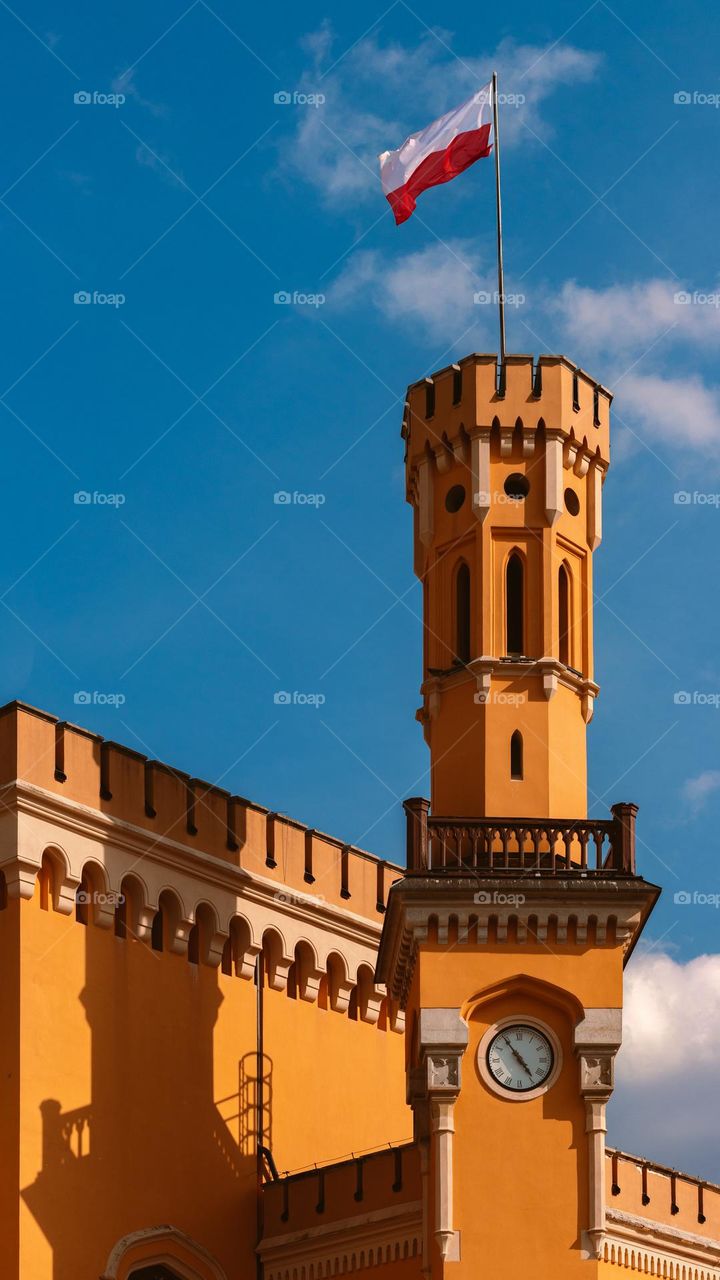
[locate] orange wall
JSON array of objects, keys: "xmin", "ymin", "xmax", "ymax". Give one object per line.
[{"xmin": 15, "ymin": 892, "xmax": 409, "ymax": 1280}]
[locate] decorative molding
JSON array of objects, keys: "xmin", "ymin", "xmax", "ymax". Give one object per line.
[
  {"xmin": 379, "ymin": 879, "xmax": 653, "ymax": 1010},
  {"xmin": 102, "ymin": 1224, "xmax": 228, "ymax": 1280},
  {"xmin": 258, "ymin": 1200, "xmax": 423, "ymax": 1280},
  {"xmin": 603, "ymin": 1209, "xmax": 720, "ymax": 1278},
  {"xmin": 0, "ymin": 780, "xmax": 404, "ymax": 1030}
]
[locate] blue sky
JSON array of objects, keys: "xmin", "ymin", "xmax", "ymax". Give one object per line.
[{"xmin": 3, "ymin": 0, "xmax": 720, "ymax": 1174}]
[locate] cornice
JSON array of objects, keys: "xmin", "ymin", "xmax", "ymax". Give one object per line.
[
  {"xmin": 258, "ymin": 1200, "xmax": 422, "ymax": 1280},
  {"xmin": 604, "ymin": 1208, "xmax": 720, "ymax": 1276},
  {"xmin": 377, "ymin": 874, "xmax": 660, "ymax": 1007},
  {"xmin": 0, "ymin": 778, "xmax": 386, "ymax": 950}
]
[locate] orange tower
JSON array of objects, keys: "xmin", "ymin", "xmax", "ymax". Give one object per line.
[{"xmin": 403, "ymin": 353, "xmax": 609, "ymax": 819}]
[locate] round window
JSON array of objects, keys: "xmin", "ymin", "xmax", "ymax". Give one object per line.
[
  {"xmin": 445, "ymin": 484, "xmax": 466, "ymax": 513},
  {"xmin": 504, "ymin": 473, "xmax": 530, "ymax": 500},
  {"xmin": 564, "ymin": 488, "xmax": 580, "ymax": 516}
]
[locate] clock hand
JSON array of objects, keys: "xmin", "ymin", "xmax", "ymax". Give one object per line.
[{"xmin": 502, "ymin": 1035, "xmax": 534, "ymax": 1079}]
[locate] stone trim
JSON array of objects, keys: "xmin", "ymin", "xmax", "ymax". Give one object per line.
[
  {"xmin": 0, "ymin": 780, "xmax": 402, "ymax": 1029},
  {"xmin": 102, "ymin": 1223, "xmax": 228, "ymax": 1279},
  {"xmin": 258, "ymin": 1200, "xmax": 423, "ymax": 1280},
  {"xmin": 603, "ymin": 1209, "xmax": 720, "ymax": 1277}
]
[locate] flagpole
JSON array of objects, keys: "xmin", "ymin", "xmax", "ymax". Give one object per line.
[{"xmin": 491, "ymin": 70, "xmax": 506, "ymax": 369}]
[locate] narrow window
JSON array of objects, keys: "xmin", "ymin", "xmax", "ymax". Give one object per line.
[
  {"xmin": 506, "ymin": 554, "xmax": 524, "ymax": 656},
  {"xmin": 187, "ymin": 924, "xmax": 199, "ymax": 965},
  {"xmin": 76, "ymin": 874, "xmax": 90, "ymax": 926},
  {"xmin": 114, "ymin": 897, "xmax": 127, "ymax": 939},
  {"xmin": 455, "ymin": 562, "xmax": 471, "ymax": 664},
  {"xmin": 510, "ymin": 731, "xmax": 524, "ymax": 780},
  {"xmin": 559, "ymin": 564, "xmax": 570, "ymax": 666},
  {"xmin": 425, "ymin": 378, "xmax": 435, "ymax": 418},
  {"xmin": 151, "ymin": 908, "xmax": 164, "ymax": 952}
]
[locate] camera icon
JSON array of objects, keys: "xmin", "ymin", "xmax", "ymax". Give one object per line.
[
  {"xmin": 74, "ymin": 490, "xmax": 91, "ymax": 504},
  {"xmin": 274, "ymin": 491, "xmax": 291, "ymax": 505},
  {"xmin": 74, "ymin": 90, "xmax": 92, "ymax": 105},
  {"xmin": 674, "ymin": 691, "xmax": 692, "ymax": 705},
  {"xmin": 473, "ymin": 290, "xmax": 491, "ymax": 304},
  {"xmin": 74, "ymin": 291, "xmax": 91, "ymax": 305},
  {"xmin": 274, "ymin": 91, "xmax": 292, "ymax": 105},
  {"xmin": 673, "ymin": 291, "xmax": 691, "ymax": 304},
  {"xmin": 273, "ymin": 291, "xmax": 292, "ymax": 305},
  {"xmin": 74, "ymin": 691, "xmax": 92, "ymax": 705},
  {"xmin": 673, "ymin": 890, "xmax": 692, "ymax": 904},
  {"xmin": 274, "ymin": 691, "xmax": 292, "ymax": 705},
  {"xmin": 674, "ymin": 491, "xmax": 692, "ymax": 504},
  {"xmin": 473, "ymin": 890, "xmax": 492, "ymax": 905},
  {"xmin": 674, "ymin": 91, "xmax": 692, "ymax": 105}
]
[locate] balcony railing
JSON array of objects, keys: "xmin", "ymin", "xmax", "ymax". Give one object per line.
[{"xmin": 404, "ymin": 799, "xmax": 637, "ymax": 876}]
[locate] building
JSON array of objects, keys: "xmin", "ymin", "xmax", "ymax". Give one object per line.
[{"xmin": 1, "ymin": 352, "xmax": 718, "ymax": 1280}]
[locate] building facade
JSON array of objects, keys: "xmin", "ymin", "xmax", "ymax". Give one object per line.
[{"xmin": 0, "ymin": 353, "xmax": 718, "ymax": 1279}]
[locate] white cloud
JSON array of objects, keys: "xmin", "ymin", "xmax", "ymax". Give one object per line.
[
  {"xmin": 552, "ymin": 278, "xmax": 720, "ymax": 359},
  {"xmin": 281, "ymin": 28, "xmax": 601, "ymax": 209},
  {"xmin": 616, "ymin": 372, "xmax": 720, "ymax": 449},
  {"xmin": 682, "ymin": 771, "xmax": 720, "ymax": 814},
  {"xmin": 609, "ymin": 951, "xmax": 720, "ymax": 1179},
  {"xmin": 328, "ymin": 240, "xmax": 496, "ymax": 346}
]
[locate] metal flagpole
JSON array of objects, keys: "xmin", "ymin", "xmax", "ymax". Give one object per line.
[{"xmin": 491, "ymin": 70, "xmax": 506, "ymax": 369}]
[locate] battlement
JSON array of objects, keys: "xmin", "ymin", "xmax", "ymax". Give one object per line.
[
  {"xmin": 0, "ymin": 700, "xmax": 400, "ymax": 922},
  {"xmin": 604, "ymin": 1149, "xmax": 720, "ymax": 1274},
  {"xmin": 402, "ymin": 352, "xmax": 611, "ymax": 485},
  {"xmin": 260, "ymin": 1142, "xmax": 422, "ymax": 1279}
]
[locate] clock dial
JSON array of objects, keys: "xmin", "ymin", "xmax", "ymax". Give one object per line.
[{"xmin": 486, "ymin": 1024, "xmax": 555, "ymax": 1093}]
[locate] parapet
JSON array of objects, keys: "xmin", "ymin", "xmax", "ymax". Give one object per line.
[
  {"xmin": 402, "ymin": 353, "xmax": 611, "ymax": 485},
  {"xmin": 0, "ymin": 700, "xmax": 400, "ymax": 922}
]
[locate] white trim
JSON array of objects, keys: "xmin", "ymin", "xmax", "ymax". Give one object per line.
[
  {"xmin": 102, "ymin": 1224, "xmax": 227, "ymax": 1280},
  {"xmin": 477, "ymin": 1015, "xmax": 562, "ymax": 1102},
  {"xmin": 603, "ymin": 1209, "xmax": 720, "ymax": 1277},
  {"xmin": 258, "ymin": 1200, "xmax": 422, "ymax": 1280}
]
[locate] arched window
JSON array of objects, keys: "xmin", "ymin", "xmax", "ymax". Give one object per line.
[
  {"xmin": 455, "ymin": 561, "xmax": 471, "ymax": 664},
  {"xmin": 559, "ymin": 564, "xmax": 571, "ymax": 666},
  {"xmin": 510, "ymin": 730, "xmax": 524, "ymax": 780},
  {"xmin": 506, "ymin": 553, "xmax": 524, "ymax": 656}
]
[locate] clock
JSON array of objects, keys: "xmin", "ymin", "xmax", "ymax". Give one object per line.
[{"xmin": 478, "ymin": 1018, "xmax": 562, "ymax": 1100}]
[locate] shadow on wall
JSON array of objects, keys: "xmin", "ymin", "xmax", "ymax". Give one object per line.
[{"xmin": 20, "ymin": 859, "xmax": 261, "ymax": 1280}]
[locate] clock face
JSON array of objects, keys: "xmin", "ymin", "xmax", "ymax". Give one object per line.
[{"xmin": 486, "ymin": 1024, "xmax": 555, "ymax": 1093}]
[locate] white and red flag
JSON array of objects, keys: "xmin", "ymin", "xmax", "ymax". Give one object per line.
[{"xmin": 378, "ymin": 81, "xmax": 494, "ymax": 225}]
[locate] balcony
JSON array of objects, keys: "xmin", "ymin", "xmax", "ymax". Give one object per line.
[{"xmin": 404, "ymin": 799, "xmax": 638, "ymax": 877}]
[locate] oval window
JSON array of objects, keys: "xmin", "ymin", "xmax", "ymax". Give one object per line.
[
  {"xmin": 445, "ymin": 484, "xmax": 466, "ymax": 513},
  {"xmin": 564, "ymin": 488, "xmax": 580, "ymax": 516},
  {"xmin": 504, "ymin": 473, "xmax": 530, "ymax": 500}
]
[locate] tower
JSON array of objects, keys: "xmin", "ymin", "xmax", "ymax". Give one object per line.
[
  {"xmin": 377, "ymin": 352, "xmax": 660, "ymax": 1278},
  {"xmin": 403, "ymin": 353, "xmax": 609, "ymax": 819}
]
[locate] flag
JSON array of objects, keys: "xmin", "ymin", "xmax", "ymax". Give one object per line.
[{"xmin": 378, "ymin": 81, "xmax": 494, "ymax": 226}]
